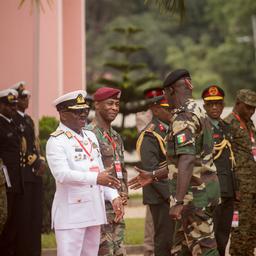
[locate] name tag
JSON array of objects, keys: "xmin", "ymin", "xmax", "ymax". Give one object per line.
[{"xmin": 114, "ymin": 160, "xmax": 123, "ymax": 179}]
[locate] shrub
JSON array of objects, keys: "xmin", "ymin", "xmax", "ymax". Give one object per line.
[{"xmin": 39, "ymin": 116, "xmax": 59, "ymax": 233}]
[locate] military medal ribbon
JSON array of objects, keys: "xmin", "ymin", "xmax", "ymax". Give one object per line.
[{"xmin": 74, "ymin": 136, "xmax": 93, "ymax": 161}]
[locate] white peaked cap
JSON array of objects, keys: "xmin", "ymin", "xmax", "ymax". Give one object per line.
[
  {"xmin": 53, "ymin": 90, "xmax": 87, "ymax": 106},
  {"xmin": 11, "ymin": 81, "xmax": 26, "ymax": 90},
  {"xmin": 0, "ymin": 88, "xmax": 18, "ymax": 98},
  {"xmin": 21, "ymin": 90, "xmax": 31, "ymax": 96}
]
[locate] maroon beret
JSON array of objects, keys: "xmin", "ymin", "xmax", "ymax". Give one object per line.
[{"xmin": 93, "ymin": 87, "xmax": 121, "ymax": 101}]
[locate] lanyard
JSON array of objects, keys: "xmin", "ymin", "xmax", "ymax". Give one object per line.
[
  {"xmin": 74, "ymin": 135, "xmax": 93, "ymax": 161},
  {"xmin": 103, "ymin": 131, "xmax": 119, "ymax": 160},
  {"xmin": 103, "ymin": 131, "xmax": 116, "ymax": 150},
  {"xmin": 232, "ymin": 112, "xmax": 255, "ymax": 143}
]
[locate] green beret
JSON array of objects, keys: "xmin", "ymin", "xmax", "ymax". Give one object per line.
[{"xmin": 236, "ymin": 89, "xmax": 256, "ymax": 107}]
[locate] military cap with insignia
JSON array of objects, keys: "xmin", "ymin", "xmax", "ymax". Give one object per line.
[
  {"xmin": 93, "ymin": 87, "xmax": 121, "ymax": 101},
  {"xmin": 12, "ymin": 81, "xmax": 31, "ymax": 98},
  {"xmin": 201, "ymin": 85, "xmax": 225, "ymax": 101},
  {"xmin": 144, "ymin": 87, "xmax": 169, "ymax": 107},
  {"xmin": 53, "ymin": 90, "xmax": 89, "ymax": 111},
  {"xmin": 236, "ymin": 89, "xmax": 256, "ymax": 107},
  {"xmin": 163, "ymin": 69, "xmax": 191, "ymax": 88},
  {"xmin": 0, "ymin": 88, "xmax": 18, "ymax": 105}
]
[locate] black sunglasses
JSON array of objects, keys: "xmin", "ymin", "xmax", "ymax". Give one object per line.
[{"xmin": 64, "ymin": 108, "xmax": 90, "ymax": 115}]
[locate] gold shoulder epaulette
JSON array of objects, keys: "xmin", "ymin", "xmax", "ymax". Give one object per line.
[
  {"xmin": 145, "ymin": 123, "xmax": 155, "ymax": 133},
  {"xmin": 50, "ymin": 130, "xmax": 64, "ymax": 137},
  {"xmin": 136, "ymin": 129, "xmax": 166, "ymax": 158},
  {"xmin": 65, "ymin": 131, "xmax": 73, "ymax": 139}
]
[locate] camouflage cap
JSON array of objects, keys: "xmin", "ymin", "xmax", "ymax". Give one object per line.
[{"xmin": 236, "ymin": 89, "xmax": 256, "ymax": 107}]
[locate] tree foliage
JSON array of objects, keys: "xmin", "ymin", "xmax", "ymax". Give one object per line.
[
  {"xmin": 88, "ymin": 25, "xmax": 158, "ymax": 123},
  {"xmin": 87, "ymin": 0, "xmax": 256, "ymax": 104}
]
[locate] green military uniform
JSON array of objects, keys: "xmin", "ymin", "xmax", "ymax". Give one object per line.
[
  {"xmin": 87, "ymin": 121, "xmax": 128, "ymax": 256},
  {"xmin": 225, "ymin": 90, "xmax": 256, "ymax": 255},
  {"xmin": 167, "ymin": 99, "xmax": 220, "ymax": 255},
  {"xmin": 0, "ymin": 159, "xmax": 7, "ymax": 234},
  {"xmin": 137, "ymin": 117, "xmax": 173, "ymax": 256},
  {"xmin": 201, "ymin": 85, "xmax": 238, "ymax": 256},
  {"xmin": 210, "ymin": 119, "xmax": 237, "ymax": 256}
]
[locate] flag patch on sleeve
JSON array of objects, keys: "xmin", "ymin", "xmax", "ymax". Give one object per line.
[{"xmin": 177, "ymin": 133, "xmax": 187, "ymax": 144}]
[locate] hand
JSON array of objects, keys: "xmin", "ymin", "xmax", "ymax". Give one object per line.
[
  {"xmin": 169, "ymin": 204, "xmax": 184, "ymax": 220},
  {"xmin": 36, "ymin": 161, "xmax": 47, "ymax": 176},
  {"xmin": 235, "ymin": 191, "xmax": 241, "ymax": 202},
  {"xmin": 112, "ymin": 197, "xmax": 124, "ymax": 222},
  {"xmin": 97, "ymin": 166, "xmax": 121, "ymax": 189},
  {"xmin": 128, "ymin": 166, "xmax": 153, "ymax": 190},
  {"xmin": 119, "ymin": 192, "xmax": 128, "ymax": 205}
]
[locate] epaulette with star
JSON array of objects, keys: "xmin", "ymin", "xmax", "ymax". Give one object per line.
[
  {"xmin": 65, "ymin": 131, "xmax": 73, "ymax": 139},
  {"xmin": 50, "ymin": 130, "xmax": 64, "ymax": 137}
]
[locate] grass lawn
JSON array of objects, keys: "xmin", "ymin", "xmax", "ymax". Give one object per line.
[{"xmin": 42, "ymin": 218, "xmax": 144, "ymax": 248}]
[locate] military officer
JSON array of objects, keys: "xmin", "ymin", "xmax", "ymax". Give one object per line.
[
  {"xmin": 202, "ymin": 85, "xmax": 239, "ymax": 256},
  {"xmin": 225, "ymin": 89, "xmax": 256, "ymax": 256},
  {"xmin": 46, "ymin": 90, "xmax": 124, "ymax": 256},
  {"xmin": 136, "ymin": 88, "xmax": 173, "ymax": 256},
  {"xmin": 12, "ymin": 81, "xmax": 47, "ymax": 255},
  {"xmin": 0, "ymin": 88, "xmax": 25, "ymax": 255},
  {"xmin": 129, "ymin": 69, "xmax": 220, "ymax": 255},
  {"xmin": 0, "ymin": 159, "xmax": 7, "ymax": 235},
  {"xmin": 87, "ymin": 87, "xmax": 128, "ymax": 256}
]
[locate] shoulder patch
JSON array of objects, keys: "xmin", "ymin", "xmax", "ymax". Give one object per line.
[
  {"xmin": 50, "ymin": 130, "xmax": 64, "ymax": 137},
  {"xmin": 65, "ymin": 131, "xmax": 73, "ymax": 139}
]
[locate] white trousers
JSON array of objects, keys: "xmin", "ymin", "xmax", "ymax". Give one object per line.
[{"xmin": 55, "ymin": 225, "xmax": 101, "ymax": 256}]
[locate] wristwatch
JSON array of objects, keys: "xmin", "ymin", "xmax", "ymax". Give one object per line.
[
  {"xmin": 152, "ymin": 171, "xmax": 159, "ymax": 182},
  {"xmin": 173, "ymin": 197, "xmax": 184, "ymax": 206}
]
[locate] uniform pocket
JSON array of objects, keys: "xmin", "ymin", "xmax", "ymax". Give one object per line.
[
  {"xmin": 100, "ymin": 143, "xmax": 114, "ymax": 157},
  {"xmin": 68, "ymin": 192, "xmax": 95, "ymax": 224}
]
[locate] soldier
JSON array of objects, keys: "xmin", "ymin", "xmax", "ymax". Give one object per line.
[
  {"xmin": 0, "ymin": 159, "xmax": 7, "ymax": 235},
  {"xmin": 202, "ymin": 85, "xmax": 239, "ymax": 256},
  {"xmin": 129, "ymin": 69, "xmax": 220, "ymax": 255},
  {"xmin": 0, "ymin": 88, "xmax": 24, "ymax": 255},
  {"xmin": 224, "ymin": 89, "xmax": 256, "ymax": 256},
  {"xmin": 87, "ymin": 87, "xmax": 128, "ymax": 256},
  {"xmin": 12, "ymin": 82, "xmax": 47, "ymax": 255},
  {"xmin": 46, "ymin": 90, "xmax": 124, "ymax": 256},
  {"xmin": 136, "ymin": 88, "xmax": 173, "ymax": 256}
]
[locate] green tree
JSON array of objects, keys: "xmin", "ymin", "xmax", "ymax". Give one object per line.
[{"xmin": 89, "ymin": 25, "xmax": 158, "ymax": 128}]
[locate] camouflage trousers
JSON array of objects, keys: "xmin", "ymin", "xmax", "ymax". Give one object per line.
[
  {"xmin": 171, "ymin": 206, "xmax": 219, "ymax": 256},
  {"xmin": 98, "ymin": 201, "xmax": 126, "ymax": 256},
  {"xmin": 230, "ymin": 173, "xmax": 256, "ymax": 256},
  {"xmin": 0, "ymin": 183, "xmax": 7, "ymax": 234}
]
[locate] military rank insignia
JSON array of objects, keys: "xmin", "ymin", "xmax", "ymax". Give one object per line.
[
  {"xmin": 159, "ymin": 123, "xmax": 165, "ymax": 131},
  {"xmin": 92, "ymin": 142, "xmax": 98, "ymax": 149},
  {"xmin": 177, "ymin": 133, "xmax": 187, "ymax": 144}
]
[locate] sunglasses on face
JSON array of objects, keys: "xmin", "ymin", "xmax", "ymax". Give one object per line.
[{"xmin": 69, "ymin": 108, "xmax": 90, "ymax": 115}]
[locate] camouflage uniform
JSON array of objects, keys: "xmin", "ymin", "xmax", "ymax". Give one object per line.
[
  {"xmin": 87, "ymin": 121, "xmax": 128, "ymax": 256},
  {"xmin": 225, "ymin": 112, "xmax": 256, "ymax": 256},
  {"xmin": 167, "ymin": 99, "xmax": 220, "ymax": 256},
  {"xmin": 0, "ymin": 159, "xmax": 7, "ymax": 234}
]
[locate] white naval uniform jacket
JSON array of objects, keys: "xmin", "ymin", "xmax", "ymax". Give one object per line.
[{"xmin": 46, "ymin": 122, "xmax": 119, "ymax": 230}]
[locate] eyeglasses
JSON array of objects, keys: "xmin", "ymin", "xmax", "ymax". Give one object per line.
[{"xmin": 63, "ymin": 108, "xmax": 90, "ymax": 116}]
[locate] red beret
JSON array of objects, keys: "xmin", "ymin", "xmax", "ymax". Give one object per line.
[
  {"xmin": 144, "ymin": 87, "xmax": 169, "ymax": 107},
  {"xmin": 93, "ymin": 87, "xmax": 121, "ymax": 101}
]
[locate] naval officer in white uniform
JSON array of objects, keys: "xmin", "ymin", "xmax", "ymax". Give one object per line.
[{"xmin": 46, "ymin": 90, "xmax": 124, "ymax": 256}]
